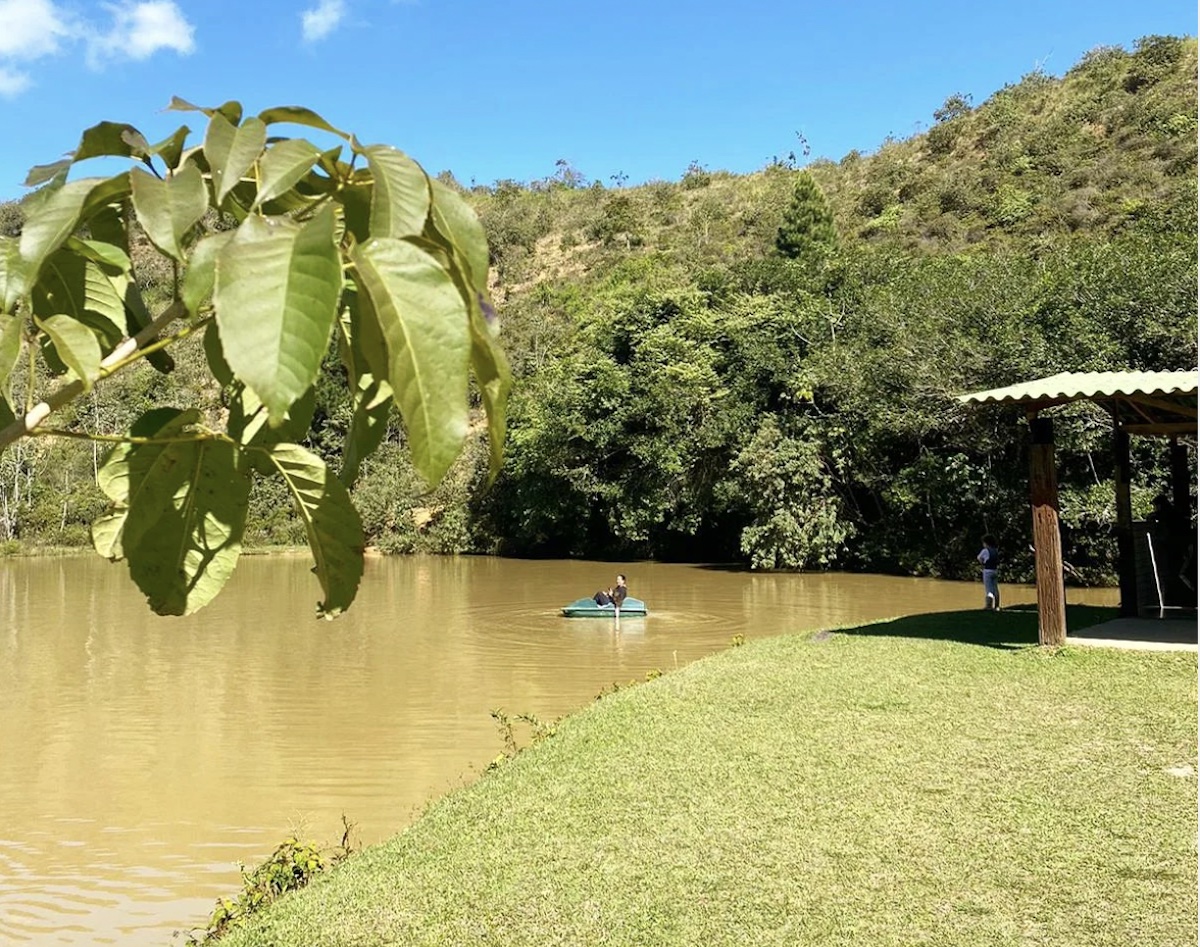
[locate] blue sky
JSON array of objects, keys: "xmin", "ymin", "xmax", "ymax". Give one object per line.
[{"xmin": 0, "ymin": 0, "xmax": 1194, "ymax": 199}]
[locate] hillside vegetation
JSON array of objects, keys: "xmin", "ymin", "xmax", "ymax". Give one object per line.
[{"xmin": 2, "ymin": 35, "xmax": 1196, "ymax": 583}]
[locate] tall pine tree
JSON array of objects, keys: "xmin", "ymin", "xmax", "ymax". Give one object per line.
[{"xmin": 775, "ymin": 172, "xmax": 838, "ymax": 266}]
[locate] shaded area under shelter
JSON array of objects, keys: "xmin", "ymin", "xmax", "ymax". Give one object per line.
[{"xmin": 958, "ymin": 370, "xmax": 1197, "ymax": 646}]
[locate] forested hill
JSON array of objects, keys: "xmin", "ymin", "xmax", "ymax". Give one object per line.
[
  {"xmin": 478, "ymin": 34, "xmax": 1196, "ymax": 285},
  {"xmin": 464, "ymin": 35, "xmax": 1196, "ymax": 578},
  {"xmin": 2, "ymin": 35, "xmax": 1197, "ymax": 584}
]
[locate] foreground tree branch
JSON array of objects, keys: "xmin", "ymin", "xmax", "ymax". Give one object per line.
[
  {"xmin": 0, "ymin": 99, "xmax": 510, "ymax": 617},
  {"xmin": 0, "ymin": 303, "xmax": 185, "ymax": 452}
]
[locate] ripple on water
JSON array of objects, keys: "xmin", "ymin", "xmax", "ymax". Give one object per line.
[{"xmin": 0, "ymin": 835, "xmax": 239, "ymax": 947}]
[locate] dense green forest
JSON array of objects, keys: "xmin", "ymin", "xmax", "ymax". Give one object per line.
[{"xmin": 1, "ymin": 35, "xmax": 1195, "ymax": 583}]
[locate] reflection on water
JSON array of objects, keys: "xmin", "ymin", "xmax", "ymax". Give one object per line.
[{"xmin": 0, "ymin": 554, "xmax": 1116, "ymax": 944}]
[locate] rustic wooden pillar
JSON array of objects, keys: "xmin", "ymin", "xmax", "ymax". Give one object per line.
[
  {"xmin": 1029, "ymin": 415, "xmax": 1067, "ymax": 645},
  {"xmin": 1170, "ymin": 438, "xmax": 1190, "ymax": 528},
  {"xmin": 1113, "ymin": 426, "xmax": 1137, "ymax": 617},
  {"xmin": 1169, "ymin": 437, "xmax": 1194, "ymax": 607}
]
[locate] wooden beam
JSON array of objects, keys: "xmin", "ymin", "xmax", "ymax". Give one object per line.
[
  {"xmin": 1129, "ymin": 394, "xmax": 1198, "ymax": 419},
  {"xmin": 1119, "ymin": 423, "xmax": 1198, "ymax": 436},
  {"xmin": 1030, "ymin": 416, "xmax": 1067, "ymax": 646},
  {"xmin": 1114, "ymin": 427, "xmax": 1137, "ymax": 617},
  {"xmin": 1117, "ymin": 395, "xmax": 1160, "ymax": 426}
]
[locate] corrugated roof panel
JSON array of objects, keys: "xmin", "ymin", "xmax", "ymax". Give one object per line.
[{"xmin": 958, "ymin": 370, "xmax": 1198, "ymax": 405}]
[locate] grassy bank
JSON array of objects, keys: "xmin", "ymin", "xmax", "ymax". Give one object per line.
[{"xmin": 221, "ymin": 607, "xmax": 1197, "ymax": 947}]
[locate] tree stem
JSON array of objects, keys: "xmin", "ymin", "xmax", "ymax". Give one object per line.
[{"xmin": 0, "ymin": 302, "xmax": 185, "ymax": 452}]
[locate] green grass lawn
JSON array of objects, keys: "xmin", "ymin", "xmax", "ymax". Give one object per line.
[{"xmin": 221, "ymin": 607, "xmax": 1197, "ymax": 947}]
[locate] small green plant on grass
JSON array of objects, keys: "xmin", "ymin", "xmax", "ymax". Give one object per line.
[
  {"xmin": 594, "ymin": 668, "xmax": 665, "ymax": 701},
  {"xmin": 184, "ymin": 816, "xmax": 356, "ymax": 944},
  {"xmin": 487, "ymin": 709, "xmax": 559, "ymax": 770}
]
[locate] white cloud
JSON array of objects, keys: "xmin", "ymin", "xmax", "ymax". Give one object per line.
[
  {"xmin": 90, "ymin": 1, "xmax": 195, "ymax": 64},
  {"xmin": 0, "ymin": 64, "xmax": 30, "ymax": 96},
  {"xmin": 0, "ymin": 0, "xmax": 69, "ymax": 60},
  {"xmin": 301, "ymin": 0, "xmax": 345, "ymax": 42},
  {"xmin": 0, "ymin": 0, "xmax": 195, "ymax": 94}
]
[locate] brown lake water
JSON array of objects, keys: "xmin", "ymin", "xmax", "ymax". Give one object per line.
[{"xmin": 0, "ymin": 554, "xmax": 1117, "ymax": 945}]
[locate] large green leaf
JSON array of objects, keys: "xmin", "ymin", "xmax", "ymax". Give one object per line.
[
  {"xmin": 213, "ymin": 206, "xmax": 341, "ymax": 423},
  {"xmin": 204, "ymin": 113, "xmax": 266, "ymax": 206},
  {"xmin": 254, "ymin": 139, "xmax": 323, "ymax": 208},
  {"xmin": 33, "ymin": 249, "xmax": 127, "ymax": 345},
  {"xmin": 429, "ymin": 179, "xmax": 490, "ymax": 290},
  {"xmin": 66, "ymin": 236, "xmax": 131, "ymax": 272},
  {"xmin": 362, "ymin": 145, "xmax": 430, "ymax": 239},
  {"xmin": 36, "ymin": 315, "xmax": 101, "ymax": 390},
  {"xmin": 79, "ymin": 194, "xmax": 175, "ymax": 372},
  {"xmin": 93, "ymin": 407, "xmax": 195, "ymax": 558},
  {"xmin": 228, "ymin": 382, "xmax": 316, "ymax": 453},
  {"xmin": 0, "ymin": 236, "xmax": 22, "ymax": 313},
  {"xmin": 90, "ymin": 509, "xmax": 126, "ymax": 560},
  {"xmin": 116, "ymin": 272, "xmax": 175, "ymax": 373},
  {"xmin": 0, "ymin": 312, "xmax": 22, "ymax": 409},
  {"xmin": 203, "ymin": 321, "xmax": 233, "ymax": 386},
  {"xmin": 181, "ymin": 232, "xmax": 232, "ymax": 316},
  {"xmin": 130, "ymin": 165, "xmax": 208, "ymax": 260},
  {"xmin": 18, "ymin": 178, "xmax": 107, "ymax": 294},
  {"xmin": 24, "ymin": 159, "xmax": 71, "ymax": 188},
  {"xmin": 341, "ymin": 374, "xmax": 393, "ymax": 486},
  {"xmin": 350, "ymin": 237, "xmax": 470, "ymax": 484},
  {"xmin": 110, "ymin": 432, "xmax": 250, "ymax": 616},
  {"xmin": 264, "ymin": 443, "xmax": 363, "ymax": 618},
  {"xmin": 340, "ymin": 286, "xmax": 388, "ymax": 387},
  {"xmin": 258, "ymin": 105, "xmax": 348, "ymax": 139},
  {"xmin": 84, "ymin": 203, "xmax": 128, "ymax": 252},
  {"xmin": 77, "ymin": 172, "xmax": 133, "ymax": 222},
  {"xmin": 340, "ymin": 183, "xmax": 372, "ymax": 242},
  {"xmin": 74, "ymin": 121, "xmax": 145, "ymax": 163},
  {"xmin": 418, "ymin": 191, "xmax": 507, "ymax": 478},
  {"xmin": 148, "ymin": 125, "xmax": 191, "ymax": 170},
  {"xmin": 470, "ymin": 305, "xmax": 512, "ymax": 481},
  {"xmin": 169, "ymin": 98, "xmax": 243, "ymax": 126}
]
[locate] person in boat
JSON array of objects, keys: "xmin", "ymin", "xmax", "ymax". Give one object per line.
[
  {"xmin": 611, "ymin": 574, "xmax": 628, "ymax": 610},
  {"xmin": 593, "ymin": 587, "xmax": 614, "ymax": 606}
]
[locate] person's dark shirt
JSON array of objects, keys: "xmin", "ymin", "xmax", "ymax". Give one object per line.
[{"xmin": 611, "ymin": 584, "xmax": 627, "ymax": 607}]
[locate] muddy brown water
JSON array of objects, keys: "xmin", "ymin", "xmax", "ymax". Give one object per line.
[{"xmin": 0, "ymin": 554, "xmax": 1117, "ymax": 945}]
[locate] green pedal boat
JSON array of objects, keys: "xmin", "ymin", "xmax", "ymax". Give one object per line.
[{"xmin": 561, "ymin": 597, "xmax": 648, "ymax": 618}]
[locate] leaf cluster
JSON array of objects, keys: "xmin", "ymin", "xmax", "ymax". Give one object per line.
[{"xmin": 0, "ymin": 99, "xmax": 509, "ymax": 616}]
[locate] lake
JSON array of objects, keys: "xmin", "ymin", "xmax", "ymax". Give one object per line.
[{"xmin": 0, "ymin": 554, "xmax": 1117, "ymax": 944}]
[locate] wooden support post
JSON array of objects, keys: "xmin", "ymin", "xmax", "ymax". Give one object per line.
[
  {"xmin": 1170, "ymin": 438, "xmax": 1191, "ymax": 527},
  {"xmin": 1169, "ymin": 437, "xmax": 1194, "ymax": 607},
  {"xmin": 1029, "ymin": 415, "xmax": 1067, "ymax": 646},
  {"xmin": 1113, "ymin": 426, "xmax": 1137, "ymax": 617}
]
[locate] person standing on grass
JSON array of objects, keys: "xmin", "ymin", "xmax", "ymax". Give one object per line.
[{"xmin": 977, "ymin": 535, "xmax": 1002, "ymax": 610}]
